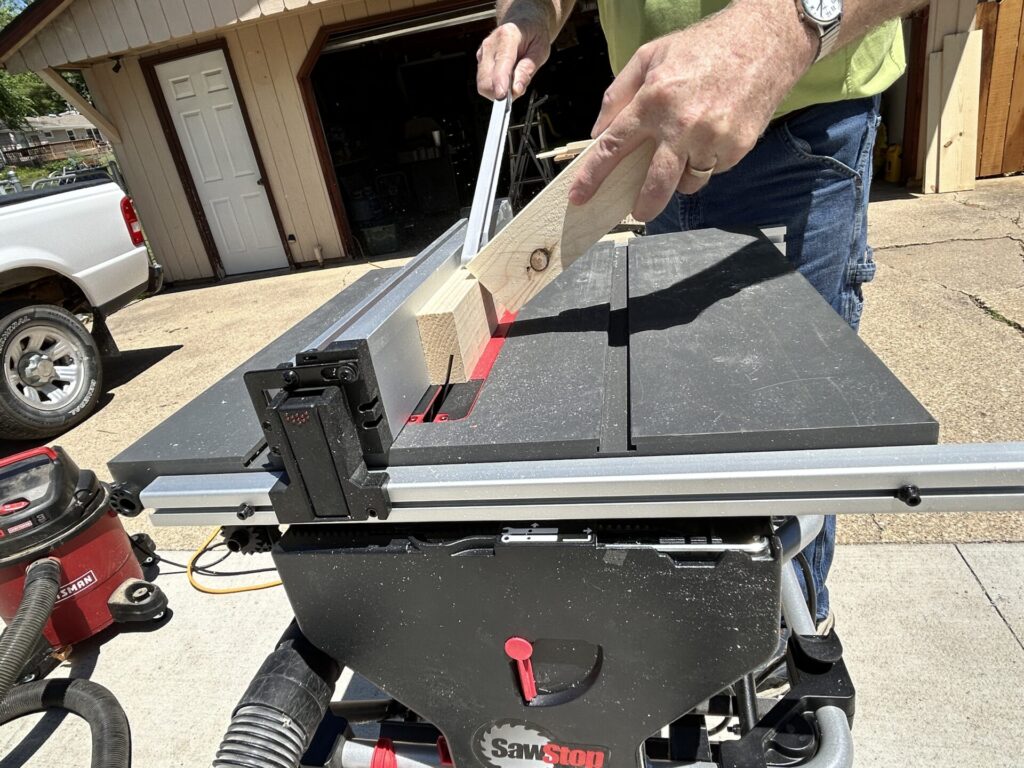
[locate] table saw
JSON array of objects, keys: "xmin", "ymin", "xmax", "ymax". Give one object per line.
[{"xmin": 109, "ymin": 220, "xmax": 1024, "ymax": 768}]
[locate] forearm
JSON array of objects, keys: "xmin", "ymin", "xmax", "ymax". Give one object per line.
[
  {"xmin": 832, "ymin": 0, "xmax": 929, "ymax": 48},
  {"xmin": 725, "ymin": 0, "xmax": 928, "ymax": 75},
  {"xmin": 707, "ymin": 0, "xmax": 926, "ymax": 111},
  {"xmin": 495, "ymin": 0, "xmax": 576, "ymax": 42}
]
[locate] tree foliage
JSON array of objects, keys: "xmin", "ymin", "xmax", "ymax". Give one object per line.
[{"xmin": 0, "ymin": 0, "xmax": 92, "ymax": 128}]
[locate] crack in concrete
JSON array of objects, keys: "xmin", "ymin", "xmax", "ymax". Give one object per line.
[
  {"xmin": 874, "ymin": 235, "xmax": 1019, "ymax": 252},
  {"xmin": 956, "ymin": 545, "xmax": 1024, "ymax": 653},
  {"xmin": 967, "ymin": 295, "xmax": 1024, "ymax": 337}
]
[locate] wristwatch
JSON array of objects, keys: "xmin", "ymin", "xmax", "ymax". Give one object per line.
[{"xmin": 796, "ymin": 0, "xmax": 843, "ymax": 63}]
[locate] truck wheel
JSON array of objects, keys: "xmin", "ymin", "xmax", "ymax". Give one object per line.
[{"xmin": 0, "ymin": 305, "xmax": 103, "ymax": 439}]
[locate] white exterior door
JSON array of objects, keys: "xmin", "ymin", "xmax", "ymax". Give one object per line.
[{"xmin": 155, "ymin": 49, "xmax": 287, "ymax": 275}]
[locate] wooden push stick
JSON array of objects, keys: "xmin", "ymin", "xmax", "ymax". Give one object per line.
[
  {"xmin": 466, "ymin": 139, "xmax": 656, "ymax": 313},
  {"xmin": 416, "ymin": 139, "xmax": 654, "ymax": 384}
]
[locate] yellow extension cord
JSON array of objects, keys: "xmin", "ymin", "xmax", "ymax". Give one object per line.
[{"xmin": 186, "ymin": 527, "xmax": 282, "ymax": 595}]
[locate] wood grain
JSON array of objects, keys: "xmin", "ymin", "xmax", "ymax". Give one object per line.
[
  {"xmin": 468, "ymin": 139, "xmax": 655, "ymax": 312},
  {"xmin": 979, "ymin": 0, "xmax": 1023, "ymax": 175},
  {"xmin": 417, "ymin": 269, "xmax": 497, "ymax": 384},
  {"xmin": 1002, "ymin": 2, "xmax": 1024, "ymax": 173},
  {"xmin": 975, "ymin": 2, "xmax": 1000, "ymax": 175}
]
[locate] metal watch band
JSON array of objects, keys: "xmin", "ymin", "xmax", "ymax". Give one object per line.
[{"xmin": 816, "ymin": 21, "xmax": 842, "ymax": 63}]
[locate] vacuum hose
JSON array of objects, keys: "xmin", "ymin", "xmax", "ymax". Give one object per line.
[
  {"xmin": 0, "ymin": 557, "xmax": 132, "ymax": 767},
  {"xmin": 0, "ymin": 557, "xmax": 60, "ymax": 699},
  {"xmin": 0, "ymin": 678, "xmax": 131, "ymax": 768},
  {"xmin": 214, "ymin": 621, "xmax": 341, "ymax": 768}
]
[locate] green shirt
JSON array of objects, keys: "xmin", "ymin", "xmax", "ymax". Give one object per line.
[{"xmin": 595, "ymin": 0, "xmax": 906, "ymax": 117}]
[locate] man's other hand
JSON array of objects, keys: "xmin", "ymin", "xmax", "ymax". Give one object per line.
[
  {"xmin": 568, "ymin": 1, "xmax": 817, "ymax": 221},
  {"xmin": 477, "ymin": 19, "xmax": 552, "ymax": 100}
]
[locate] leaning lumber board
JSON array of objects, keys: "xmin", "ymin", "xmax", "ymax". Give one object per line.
[
  {"xmin": 924, "ymin": 50, "xmax": 944, "ymax": 193},
  {"xmin": 956, "ymin": 0, "xmax": 977, "ymax": 33},
  {"xmin": 468, "ymin": 139, "xmax": 656, "ymax": 312},
  {"xmin": 417, "ymin": 269, "xmax": 498, "ymax": 384},
  {"xmin": 979, "ymin": 0, "xmax": 1023, "ymax": 176},
  {"xmin": 976, "ymin": 2, "xmax": 1000, "ymax": 175},
  {"xmin": 1002, "ymin": 3, "xmax": 1024, "ymax": 174},
  {"xmin": 938, "ymin": 32, "xmax": 974, "ymax": 193},
  {"xmin": 958, "ymin": 30, "xmax": 984, "ymax": 189}
]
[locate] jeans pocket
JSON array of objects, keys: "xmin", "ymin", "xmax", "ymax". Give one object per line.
[{"xmin": 779, "ymin": 121, "xmax": 862, "ymax": 180}]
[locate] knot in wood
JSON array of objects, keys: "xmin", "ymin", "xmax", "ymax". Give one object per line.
[{"xmin": 529, "ymin": 248, "xmax": 550, "ymax": 272}]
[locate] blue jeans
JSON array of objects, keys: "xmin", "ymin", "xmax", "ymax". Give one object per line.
[{"xmin": 647, "ymin": 95, "xmax": 881, "ymax": 621}]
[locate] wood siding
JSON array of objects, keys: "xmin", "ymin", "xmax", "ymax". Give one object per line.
[
  {"xmin": 5, "ymin": 0, "xmax": 377, "ymax": 72},
  {"xmin": 73, "ymin": 0, "xmax": 446, "ymax": 282}
]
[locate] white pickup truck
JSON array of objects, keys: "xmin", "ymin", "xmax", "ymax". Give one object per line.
[{"xmin": 0, "ymin": 173, "xmax": 161, "ymax": 439}]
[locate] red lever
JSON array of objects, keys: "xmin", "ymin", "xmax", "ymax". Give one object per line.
[{"xmin": 505, "ymin": 636, "xmax": 538, "ymax": 702}]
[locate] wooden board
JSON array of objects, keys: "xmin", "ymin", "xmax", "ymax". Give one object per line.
[
  {"xmin": 937, "ymin": 32, "xmax": 978, "ymax": 193},
  {"xmin": 959, "ymin": 29, "xmax": 984, "ymax": 188},
  {"xmin": 468, "ymin": 139, "xmax": 656, "ymax": 312},
  {"xmin": 924, "ymin": 50, "xmax": 944, "ymax": 193},
  {"xmin": 1003, "ymin": 2, "xmax": 1024, "ymax": 173},
  {"xmin": 979, "ymin": 0, "xmax": 1023, "ymax": 176},
  {"xmin": 976, "ymin": 1, "xmax": 1000, "ymax": 175},
  {"xmin": 956, "ymin": 0, "xmax": 978, "ymax": 34},
  {"xmin": 417, "ymin": 269, "xmax": 497, "ymax": 384}
]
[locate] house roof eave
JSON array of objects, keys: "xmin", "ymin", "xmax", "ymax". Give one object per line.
[{"xmin": 0, "ymin": 0, "xmax": 77, "ymax": 67}]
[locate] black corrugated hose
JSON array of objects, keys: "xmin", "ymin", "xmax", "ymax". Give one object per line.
[
  {"xmin": 214, "ymin": 621, "xmax": 341, "ymax": 768},
  {"xmin": 0, "ymin": 678, "xmax": 131, "ymax": 768},
  {"xmin": 0, "ymin": 557, "xmax": 132, "ymax": 768},
  {"xmin": 0, "ymin": 557, "xmax": 61, "ymax": 699}
]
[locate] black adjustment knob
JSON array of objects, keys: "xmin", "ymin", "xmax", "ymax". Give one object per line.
[{"xmin": 896, "ymin": 484, "xmax": 922, "ymax": 507}]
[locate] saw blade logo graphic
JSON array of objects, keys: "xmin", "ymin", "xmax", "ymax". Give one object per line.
[{"xmin": 474, "ymin": 721, "xmax": 552, "ymax": 768}]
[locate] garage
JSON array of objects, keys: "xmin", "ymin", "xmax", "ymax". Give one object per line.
[{"xmin": 304, "ymin": 2, "xmax": 613, "ymax": 259}]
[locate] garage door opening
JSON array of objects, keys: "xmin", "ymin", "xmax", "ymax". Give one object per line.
[{"xmin": 307, "ymin": 3, "xmax": 613, "ymax": 259}]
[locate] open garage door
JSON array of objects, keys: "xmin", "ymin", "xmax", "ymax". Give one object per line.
[{"xmin": 306, "ymin": 2, "xmax": 613, "ymax": 260}]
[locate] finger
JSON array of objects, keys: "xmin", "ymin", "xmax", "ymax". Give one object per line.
[
  {"xmin": 676, "ymin": 153, "xmax": 718, "ymax": 196},
  {"xmin": 591, "ymin": 54, "xmax": 645, "ymax": 138},
  {"xmin": 476, "ymin": 38, "xmax": 497, "ymax": 97},
  {"xmin": 569, "ymin": 112, "xmax": 646, "ymax": 206},
  {"xmin": 491, "ymin": 47, "xmax": 517, "ymax": 99},
  {"xmin": 632, "ymin": 144, "xmax": 685, "ymax": 221},
  {"xmin": 511, "ymin": 40, "xmax": 548, "ymax": 98},
  {"xmin": 489, "ymin": 28, "xmax": 521, "ymax": 99}
]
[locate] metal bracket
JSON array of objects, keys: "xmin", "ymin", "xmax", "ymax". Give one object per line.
[{"xmin": 244, "ymin": 339, "xmax": 391, "ymax": 523}]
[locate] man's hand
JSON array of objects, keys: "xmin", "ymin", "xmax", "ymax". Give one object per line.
[
  {"xmin": 478, "ymin": 1, "xmax": 575, "ymax": 100},
  {"xmin": 569, "ymin": 0, "xmax": 818, "ymax": 221},
  {"xmin": 476, "ymin": 18, "xmax": 552, "ymax": 100}
]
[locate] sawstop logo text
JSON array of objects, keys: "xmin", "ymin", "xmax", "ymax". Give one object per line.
[{"xmin": 473, "ymin": 721, "xmax": 610, "ymax": 768}]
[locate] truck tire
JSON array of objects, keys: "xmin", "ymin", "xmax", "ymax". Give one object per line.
[{"xmin": 0, "ymin": 305, "xmax": 103, "ymax": 439}]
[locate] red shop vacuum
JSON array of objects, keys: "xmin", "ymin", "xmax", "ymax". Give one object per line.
[{"xmin": 0, "ymin": 445, "xmax": 166, "ymax": 663}]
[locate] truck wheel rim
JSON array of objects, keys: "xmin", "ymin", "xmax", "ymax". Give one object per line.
[{"xmin": 5, "ymin": 324, "xmax": 89, "ymax": 413}]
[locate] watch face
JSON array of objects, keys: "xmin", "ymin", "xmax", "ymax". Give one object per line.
[{"xmin": 802, "ymin": 0, "xmax": 842, "ymax": 24}]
